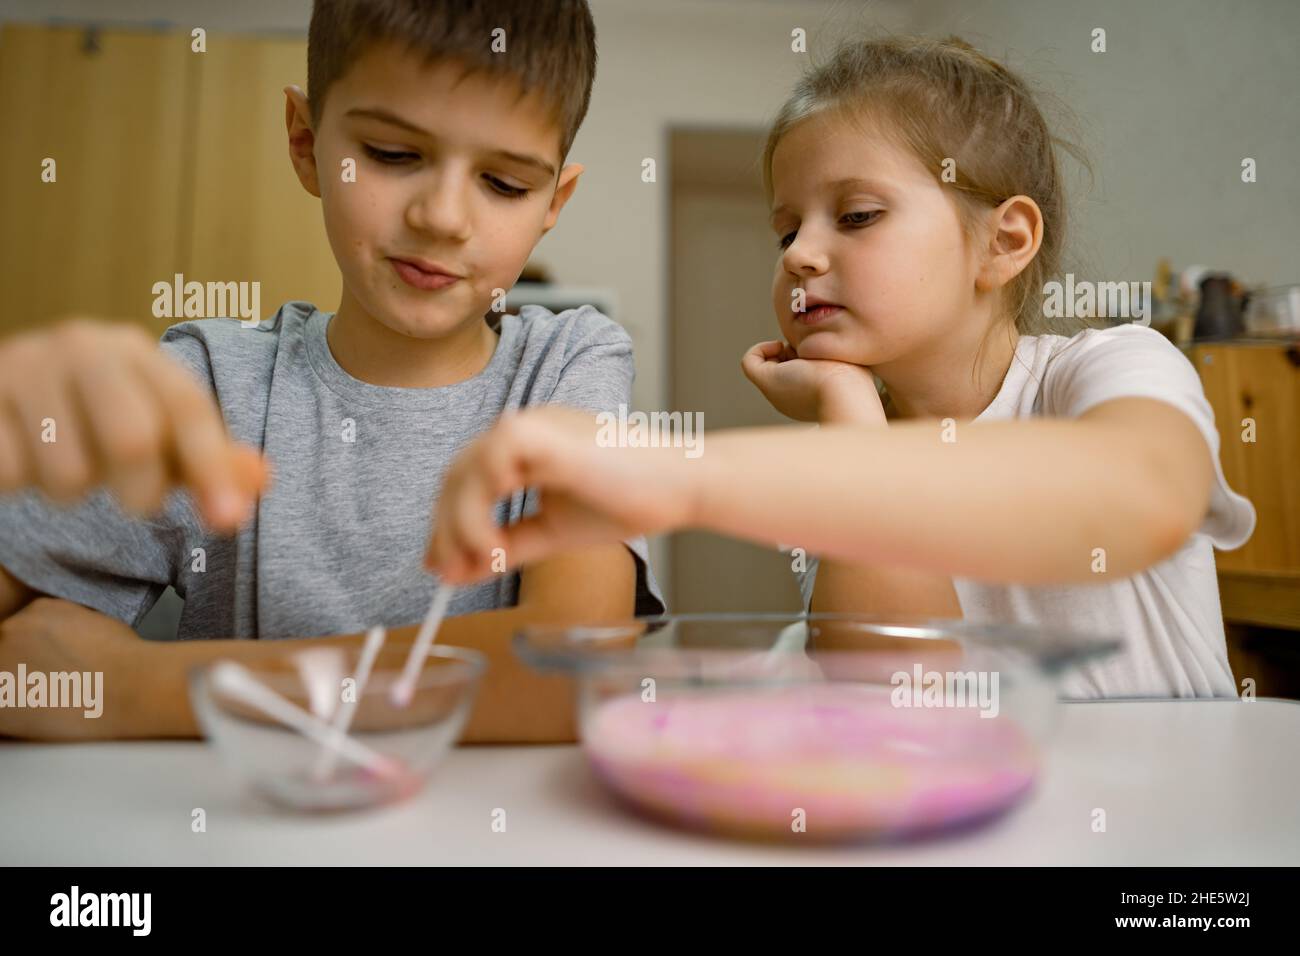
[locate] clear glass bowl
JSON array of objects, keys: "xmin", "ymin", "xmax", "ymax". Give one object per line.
[
  {"xmin": 516, "ymin": 614, "xmax": 1121, "ymax": 843},
  {"xmin": 189, "ymin": 642, "xmax": 485, "ymax": 812}
]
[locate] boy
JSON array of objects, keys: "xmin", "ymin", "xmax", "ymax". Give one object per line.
[{"xmin": 0, "ymin": 0, "xmax": 663, "ymax": 741}]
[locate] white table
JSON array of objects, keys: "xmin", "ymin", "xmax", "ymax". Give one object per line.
[{"xmin": 2, "ymin": 700, "xmax": 1297, "ymax": 865}]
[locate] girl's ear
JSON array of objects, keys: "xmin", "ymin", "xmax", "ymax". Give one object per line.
[
  {"xmin": 284, "ymin": 85, "xmax": 321, "ymax": 198},
  {"xmin": 976, "ymin": 195, "xmax": 1043, "ymax": 292}
]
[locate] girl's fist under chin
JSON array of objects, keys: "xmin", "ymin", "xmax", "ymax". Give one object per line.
[{"xmin": 741, "ymin": 339, "xmax": 885, "ymax": 425}]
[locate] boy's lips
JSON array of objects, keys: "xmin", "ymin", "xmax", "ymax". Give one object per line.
[{"xmin": 389, "ymin": 256, "xmax": 463, "ymax": 291}]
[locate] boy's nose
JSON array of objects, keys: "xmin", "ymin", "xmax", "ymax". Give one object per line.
[{"xmin": 406, "ymin": 173, "xmax": 473, "ymax": 242}]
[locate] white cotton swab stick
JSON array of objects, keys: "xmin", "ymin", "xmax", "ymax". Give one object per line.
[
  {"xmin": 297, "ymin": 647, "xmax": 346, "ymax": 721},
  {"xmin": 313, "ymin": 625, "xmax": 387, "ymax": 781},
  {"xmin": 390, "ymin": 586, "xmax": 453, "ymax": 708},
  {"xmin": 210, "ymin": 661, "xmax": 399, "ymax": 777}
]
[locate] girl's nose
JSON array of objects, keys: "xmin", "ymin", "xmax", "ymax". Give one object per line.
[
  {"xmin": 406, "ymin": 169, "xmax": 473, "ymax": 242},
  {"xmin": 781, "ymin": 233, "xmax": 829, "ymax": 276}
]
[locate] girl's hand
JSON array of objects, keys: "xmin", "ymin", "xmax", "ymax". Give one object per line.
[
  {"xmin": 424, "ymin": 407, "xmax": 702, "ymax": 584},
  {"xmin": 741, "ymin": 340, "xmax": 886, "ymax": 425}
]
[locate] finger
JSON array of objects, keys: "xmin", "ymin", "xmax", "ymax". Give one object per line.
[
  {"xmin": 231, "ymin": 444, "xmax": 272, "ymax": 499},
  {"xmin": 111, "ymin": 454, "xmax": 168, "ymax": 518},
  {"xmin": 741, "ymin": 341, "xmax": 784, "ymax": 383},
  {"xmin": 442, "ymin": 466, "xmax": 509, "ymax": 577},
  {"xmin": 426, "ymin": 456, "xmax": 488, "ymax": 577},
  {"xmin": 0, "ymin": 396, "xmax": 30, "ymax": 493},
  {"xmin": 495, "ymin": 514, "xmax": 600, "ymax": 572},
  {"xmin": 430, "ymin": 539, "xmax": 480, "ymax": 585},
  {"xmin": 426, "ymin": 417, "xmax": 540, "ymax": 577},
  {"xmin": 742, "ymin": 340, "xmax": 784, "ymax": 364},
  {"xmin": 428, "ymin": 502, "xmax": 504, "ymax": 585},
  {"xmin": 427, "ymin": 410, "xmax": 587, "ymax": 579},
  {"xmin": 70, "ymin": 351, "xmax": 168, "ymax": 516},
  {"xmin": 135, "ymin": 352, "xmax": 248, "ymax": 529},
  {"xmin": 11, "ymin": 367, "xmax": 95, "ymax": 504}
]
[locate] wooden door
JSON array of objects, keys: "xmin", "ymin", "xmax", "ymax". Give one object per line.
[{"xmin": 668, "ymin": 127, "xmax": 803, "ymax": 613}]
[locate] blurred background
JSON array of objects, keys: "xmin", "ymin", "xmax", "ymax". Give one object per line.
[{"xmin": 0, "ymin": 0, "xmax": 1296, "ymax": 693}]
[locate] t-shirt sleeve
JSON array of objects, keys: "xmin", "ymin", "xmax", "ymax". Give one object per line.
[
  {"xmin": 544, "ymin": 309, "xmax": 635, "ymax": 415},
  {"xmin": 522, "ymin": 308, "xmax": 665, "ymax": 616},
  {"xmin": 1043, "ymin": 325, "xmax": 1256, "ymax": 550},
  {"xmin": 0, "ymin": 327, "xmax": 211, "ymax": 625},
  {"xmin": 0, "ymin": 491, "xmax": 189, "ymax": 626}
]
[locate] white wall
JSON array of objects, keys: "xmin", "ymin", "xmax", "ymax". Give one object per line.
[{"xmin": 902, "ymin": 0, "xmax": 1300, "ymax": 298}]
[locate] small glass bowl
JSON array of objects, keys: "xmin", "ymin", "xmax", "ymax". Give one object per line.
[
  {"xmin": 516, "ymin": 614, "xmax": 1121, "ymax": 843},
  {"xmin": 189, "ymin": 642, "xmax": 485, "ymax": 812}
]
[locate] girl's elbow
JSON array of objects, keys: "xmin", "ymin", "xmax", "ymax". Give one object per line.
[{"xmin": 1145, "ymin": 503, "xmax": 1198, "ymax": 568}]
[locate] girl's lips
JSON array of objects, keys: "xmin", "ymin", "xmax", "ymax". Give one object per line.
[
  {"xmin": 390, "ymin": 258, "xmax": 461, "ymax": 291},
  {"xmin": 796, "ymin": 304, "xmax": 844, "ymax": 325}
]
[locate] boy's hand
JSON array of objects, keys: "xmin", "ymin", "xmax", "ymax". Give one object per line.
[
  {"xmin": 425, "ymin": 407, "xmax": 699, "ymax": 584},
  {"xmin": 0, "ymin": 318, "xmax": 268, "ymax": 530},
  {"xmin": 741, "ymin": 340, "xmax": 886, "ymax": 425},
  {"xmin": 0, "ymin": 597, "xmax": 156, "ymax": 739}
]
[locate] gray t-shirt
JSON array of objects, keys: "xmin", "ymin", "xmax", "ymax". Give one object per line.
[{"xmin": 0, "ymin": 301, "xmax": 665, "ymax": 639}]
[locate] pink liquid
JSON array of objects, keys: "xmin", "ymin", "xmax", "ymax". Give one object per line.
[{"xmin": 585, "ymin": 685, "xmax": 1038, "ymax": 841}]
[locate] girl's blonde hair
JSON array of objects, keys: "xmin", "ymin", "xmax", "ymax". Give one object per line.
[{"xmin": 762, "ymin": 34, "xmax": 1096, "ymax": 344}]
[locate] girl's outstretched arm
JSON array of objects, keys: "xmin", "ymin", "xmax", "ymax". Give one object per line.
[
  {"xmin": 700, "ymin": 396, "xmax": 1208, "ymax": 584},
  {"xmin": 426, "ymin": 397, "xmax": 1211, "ymax": 587}
]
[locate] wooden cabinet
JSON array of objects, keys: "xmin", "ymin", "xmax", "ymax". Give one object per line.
[
  {"xmin": 0, "ymin": 24, "xmax": 192, "ymax": 337},
  {"xmin": 186, "ymin": 34, "xmax": 339, "ymax": 318},
  {"xmin": 0, "ymin": 24, "xmax": 337, "ymax": 338},
  {"xmin": 1190, "ymin": 340, "xmax": 1300, "ymax": 628}
]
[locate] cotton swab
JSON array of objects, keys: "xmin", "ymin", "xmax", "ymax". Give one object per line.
[
  {"xmin": 727, "ymin": 621, "xmax": 822, "ymax": 681},
  {"xmin": 297, "ymin": 647, "xmax": 346, "ymax": 721},
  {"xmin": 313, "ymin": 625, "xmax": 387, "ymax": 781},
  {"xmin": 390, "ymin": 585, "xmax": 453, "ymax": 708},
  {"xmin": 210, "ymin": 661, "xmax": 400, "ymax": 777}
]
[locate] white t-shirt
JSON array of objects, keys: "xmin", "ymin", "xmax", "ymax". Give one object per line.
[{"xmin": 799, "ymin": 323, "xmax": 1257, "ymax": 699}]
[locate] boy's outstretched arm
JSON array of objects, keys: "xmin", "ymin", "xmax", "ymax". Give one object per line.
[
  {"xmin": 0, "ymin": 544, "xmax": 635, "ymax": 742},
  {"xmin": 427, "ymin": 398, "xmax": 1211, "ymax": 588}
]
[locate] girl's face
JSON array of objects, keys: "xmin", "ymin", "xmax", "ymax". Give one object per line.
[{"xmin": 768, "ymin": 109, "xmax": 984, "ymax": 367}]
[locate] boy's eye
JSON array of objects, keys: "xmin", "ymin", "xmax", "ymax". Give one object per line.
[
  {"xmin": 778, "ymin": 230, "xmax": 797, "ymax": 250},
  {"xmin": 484, "ymin": 175, "xmax": 530, "ymax": 199},
  {"xmin": 841, "ymin": 210, "xmax": 881, "ymax": 227},
  {"xmin": 362, "ymin": 144, "xmax": 418, "ymax": 165}
]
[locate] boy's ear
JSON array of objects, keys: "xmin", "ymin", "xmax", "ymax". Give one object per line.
[
  {"xmin": 975, "ymin": 195, "xmax": 1043, "ymax": 292},
  {"xmin": 284, "ymin": 85, "xmax": 321, "ymax": 198},
  {"xmin": 540, "ymin": 163, "xmax": 584, "ymax": 234}
]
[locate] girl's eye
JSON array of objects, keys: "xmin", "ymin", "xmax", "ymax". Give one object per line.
[
  {"xmin": 841, "ymin": 210, "xmax": 881, "ymax": 227},
  {"xmin": 777, "ymin": 230, "xmax": 797, "ymax": 250},
  {"xmin": 485, "ymin": 175, "xmax": 530, "ymax": 199},
  {"xmin": 362, "ymin": 144, "xmax": 418, "ymax": 165}
]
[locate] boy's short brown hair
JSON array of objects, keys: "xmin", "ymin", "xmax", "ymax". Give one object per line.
[{"xmin": 307, "ymin": 0, "xmax": 597, "ymax": 162}]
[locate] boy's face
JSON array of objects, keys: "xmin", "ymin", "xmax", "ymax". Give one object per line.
[
  {"xmin": 287, "ymin": 40, "xmax": 581, "ymax": 340},
  {"xmin": 768, "ymin": 109, "xmax": 984, "ymax": 368}
]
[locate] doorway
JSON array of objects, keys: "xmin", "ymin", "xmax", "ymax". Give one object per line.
[{"xmin": 667, "ymin": 126, "xmax": 803, "ymax": 613}]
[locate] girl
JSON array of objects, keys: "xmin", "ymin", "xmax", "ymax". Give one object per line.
[{"xmin": 426, "ymin": 36, "xmax": 1256, "ymax": 700}]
